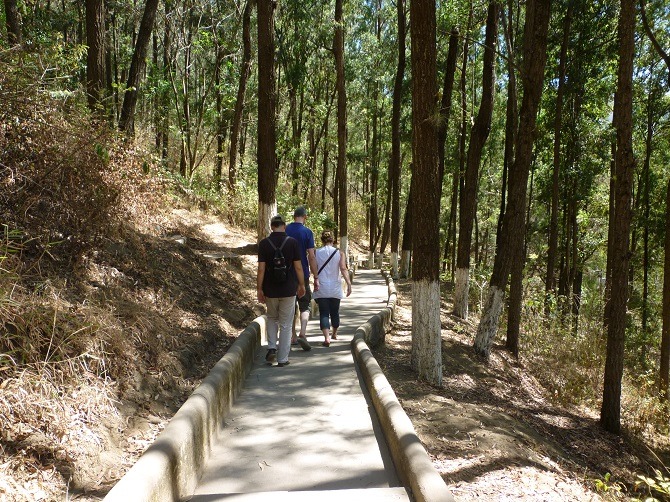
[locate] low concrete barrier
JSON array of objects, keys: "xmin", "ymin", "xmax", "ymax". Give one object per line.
[
  {"xmin": 352, "ymin": 272, "xmax": 455, "ymax": 502},
  {"xmin": 106, "ymin": 271, "xmax": 452, "ymax": 502},
  {"xmin": 103, "ymin": 317, "xmax": 267, "ymax": 502}
]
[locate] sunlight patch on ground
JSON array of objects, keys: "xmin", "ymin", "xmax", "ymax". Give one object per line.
[
  {"xmin": 448, "ymin": 463, "xmax": 601, "ymax": 501},
  {"xmin": 202, "ymin": 222, "xmax": 229, "ymax": 241}
]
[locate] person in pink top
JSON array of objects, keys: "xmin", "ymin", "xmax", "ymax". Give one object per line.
[{"xmin": 312, "ymin": 230, "xmax": 352, "ymax": 346}]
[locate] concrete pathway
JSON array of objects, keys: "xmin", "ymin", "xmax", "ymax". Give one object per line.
[{"xmin": 186, "ymin": 269, "xmax": 410, "ymax": 501}]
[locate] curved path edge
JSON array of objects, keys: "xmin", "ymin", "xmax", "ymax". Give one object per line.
[
  {"xmin": 104, "ymin": 318, "xmax": 268, "ymax": 502},
  {"xmin": 104, "ymin": 270, "xmax": 455, "ymax": 502},
  {"xmin": 352, "ymin": 271, "xmax": 455, "ymax": 502}
]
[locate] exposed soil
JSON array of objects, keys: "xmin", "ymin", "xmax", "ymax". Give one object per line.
[
  {"xmin": 373, "ymin": 279, "xmax": 667, "ymax": 501},
  {"xmin": 3, "ymin": 210, "xmax": 667, "ymax": 501}
]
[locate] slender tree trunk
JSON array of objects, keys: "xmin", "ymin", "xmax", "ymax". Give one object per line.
[
  {"xmin": 369, "ymin": 90, "xmax": 379, "ymax": 262},
  {"xmin": 257, "ymin": 0, "xmax": 278, "ymax": 239},
  {"xmin": 641, "ymin": 89, "xmax": 655, "ymax": 345},
  {"xmin": 474, "ymin": 0, "xmax": 551, "ymax": 358},
  {"xmin": 600, "ymin": 0, "xmax": 636, "ymax": 435},
  {"xmin": 400, "ymin": 174, "xmax": 414, "ymax": 278},
  {"xmin": 214, "ymin": 44, "xmax": 225, "ymax": 187},
  {"xmin": 86, "ymin": 0, "xmax": 106, "ymax": 114},
  {"xmin": 3, "ymin": 0, "xmax": 21, "ymax": 45},
  {"xmin": 640, "ymin": 0, "xmax": 670, "ymax": 85},
  {"xmin": 410, "ymin": 0, "xmax": 442, "ymax": 385},
  {"xmin": 118, "ymin": 0, "xmax": 159, "ymax": 133},
  {"xmin": 506, "ymin": 157, "xmax": 534, "ymax": 355},
  {"xmin": 389, "ymin": 0, "xmax": 406, "ymax": 278},
  {"xmin": 334, "ymin": 0, "xmax": 348, "ymax": 256},
  {"xmin": 321, "ymin": 101, "xmax": 331, "ymax": 213},
  {"xmin": 660, "ymin": 180, "xmax": 670, "ymax": 400},
  {"xmin": 453, "ymin": 0, "xmax": 499, "ymax": 319},
  {"xmin": 438, "ymin": 28, "xmax": 459, "ymax": 275},
  {"xmin": 437, "ymin": 28, "xmax": 459, "ymax": 185},
  {"xmin": 453, "ymin": 5, "xmax": 473, "ymax": 282},
  {"xmin": 546, "ymin": 4, "xmax": 573, "ymax": 310},
  {"xmin": 497, "ymin": 3, "xmax": 518, "ymax": 250},
  {"xmin": 604, "ymin": 141, "xmax": 616, "ymax": 327}
]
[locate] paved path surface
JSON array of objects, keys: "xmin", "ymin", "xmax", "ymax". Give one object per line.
[{"xmin": 186, "ymin": 269, "xmax": 410, "ymax": 501}]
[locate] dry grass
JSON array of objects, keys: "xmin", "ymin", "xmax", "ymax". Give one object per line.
[{"xmin": 0, "ymin": 51, "xmax": 257, "ymax": 500}]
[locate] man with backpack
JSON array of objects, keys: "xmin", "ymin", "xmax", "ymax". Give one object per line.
[
  {"xmin": 286, "ymin": 206, "xmax": 319, "ymax": 351},
  {"xmin": 257, "ymin": 215, "xmax": 306, "ymax": 367}
]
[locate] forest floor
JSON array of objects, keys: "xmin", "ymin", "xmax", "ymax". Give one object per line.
[
  {"xmin": 374, "ymin": 281, "xmax": 666, "ymax": 501},
  {"xmin": 3, "ymin": 206, "xmax": 667, "ymax": 501}
]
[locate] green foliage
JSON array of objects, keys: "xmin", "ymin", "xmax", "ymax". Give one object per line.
[
  {"xmin": 592, "ymin": 472, "xmax": 625, "ymax": 496},
  {"xmin": 635, "ymin": 469, "xmax": 670, "ymax": 502}
]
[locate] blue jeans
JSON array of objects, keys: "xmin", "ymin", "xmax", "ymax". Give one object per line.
[{"xmin": 316, "ymin": 298, "xmax": 341, "ymax": 330}]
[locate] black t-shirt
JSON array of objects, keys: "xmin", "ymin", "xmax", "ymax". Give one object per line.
[{"xmin": 258, "ymin": 232, "xmax": 301, "ymax": 298}]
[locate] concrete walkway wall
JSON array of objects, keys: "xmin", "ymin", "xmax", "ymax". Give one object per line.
[
  {"xmin": 103, "ymin": 318, "xmax": 268, "ymax": 502},
  {"xmin": 104, "ymin": 270, "xmax": 453, "ymax": 502},
  {"xmin": 353, "ymin": 271, "xmax": 454, "ymax": 502}
]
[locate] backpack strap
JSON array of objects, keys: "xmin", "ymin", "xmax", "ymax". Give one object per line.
[
  {"xmin": 318, "ymin": 248, "xmax": 338, "ymax": 275},
  {"xmin": 267, "ymin": 236, "xmax": 289, "ymax": 250}
]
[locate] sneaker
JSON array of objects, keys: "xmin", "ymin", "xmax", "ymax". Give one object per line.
[
  {"xmin": 297, "ymin": 337, "xmax": 312, "ymax": 351},
  {"xmin": 265, "ymin": 349, "xmax": 277, "ymax": 362},
  {"xmin": 277, "ymin": 361, "xmax": 290, "ymax": 367}
]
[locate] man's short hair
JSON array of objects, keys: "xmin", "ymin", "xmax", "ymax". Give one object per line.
[
  {"xmin": 270, "ymin": 215, "xmax": 286, "ymax": 227},
  {"xmin": 293, "ymin": 206, "xmax": 307, "ymax": 218}
]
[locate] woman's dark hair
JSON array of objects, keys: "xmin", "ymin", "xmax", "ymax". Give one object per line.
[{"xmin": 321, "ymin": 230, "xmax": 334, "ymax": 244}]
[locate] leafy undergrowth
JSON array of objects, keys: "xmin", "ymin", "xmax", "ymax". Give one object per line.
[{"xmin": 373, "ymin": 279, "xmax": 670, "ymax": 502}]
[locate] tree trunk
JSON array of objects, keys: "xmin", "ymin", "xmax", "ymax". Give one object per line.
[
  {"xmin": 389, "ymin": 0, "xmax": 406, "ymax": 278},
  {"xmin": 438, "ymin": 28, "xmax": 459, "ymax": 275},
  {"xmin": 159, "ymin": 0, "xmax": 172, "ymax": 163},
  {"xmin": 453, "ymin": 0, "xmax": 499, "ymax": 320},
  {"xmin": 214, "ymin": 44, "xmax": 225, "ymax": 188},
  {"xmin": 229, "ymin": 0, "xmax": 254, "ymax": 192},
  {"xmin": 400, "ymin": 174, "xmax": 414, "ymax": 278},
  {"xmin": 497, "ymin": 4, "xmax": 518, "ymax": 251},
  {"xmin": 603, "ymin": 142, "xmax": 615, "ymax": 316},
  {"xmin": 660, "ymin": 180, "xmax": 670, "ymax": 400},
  {"xmin": 546, "ymin": 4, "xmax": 572, "ymax": 310},
  {"xmin": 474, "ymin": 0, "xmax": 551, "ymax": 358},
  {"xmin": 506, "ymin": 158, "xmax": 534, "ymax": 356},
  {"xmin": 641, "ymin": 89, "xmax": 655, "ymax": 345},
  {"xmin": 257, "ymin": 0, "xmax": 278, "ymax": 239},
  {"xmin": 3, "ymin": 0, "xmax": 21, "ymax": 45},
  {"xmin": 453, "ymin": 4, "xmax": 472, "ymax": 282},
  {"xmin": 640, "ymin": 0, "xmax": 670, "ymax": 86},
  {"xmin": 118, "ymin": 0, "xmax": 159, "ymax": 133},
  {"xmin": 600, "ymin": 0, "xmax": 635, "ymax": 435},
  {"xmin": 437, "ymin": 28, "xmax": 459, "ymax": 185},
  {"xmin": 86, "ymin": 0, "xmax": 106, "ymax": 114},
  {"xmin": 410, "ymin": 0, "xmax": 442, "ymax": 386},
  {"xmin": 334, "ymin": 0, "xmax": 348, "ymax": 257}
]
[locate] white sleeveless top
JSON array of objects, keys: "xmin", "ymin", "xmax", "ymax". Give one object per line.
[{"xmin": 313, "ymin": 245, "xmax": 343, "ymax": 299}]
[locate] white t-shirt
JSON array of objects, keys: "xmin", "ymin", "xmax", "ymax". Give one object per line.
[{"xmin": 313, "ymin": 245, "xmax": 343, "ymax": 299}]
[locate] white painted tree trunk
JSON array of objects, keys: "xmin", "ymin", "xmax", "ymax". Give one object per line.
[
  {"xmin": 377, "ymin": 252, "xmax": 384, "ymax": 269},
  {"xmin": 390, "ymin": 251, "xmax": 399, "ymax": 278},
  {"xmin": 411, "ymin": 279, "xmax": 442, "ymax": 385},
  {"xmin": 368, "ymin": 250, "xmax": 375, "ymax": 270},
  {"xmin": 340, "ymin": 234, "xmax": 349, "ymax": 262},
  {"xmin": 400, "ymin": 250, "xmax": 411, "ymax": 278},
  {"xmin": 473, "ymin": 284, "xmax": 505, "ymax": 357},
  {"xmin": 453, "ymin": 267, "xmax": 470, "ymax": 319},
  {"xmin": 257, "ymin": 201, "xmax": 276, "ymax": 241}
]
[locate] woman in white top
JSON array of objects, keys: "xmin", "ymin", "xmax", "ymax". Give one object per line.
[{"xmin": 312, "ymin": 230, "xmax": 352, "ymax": 346}]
